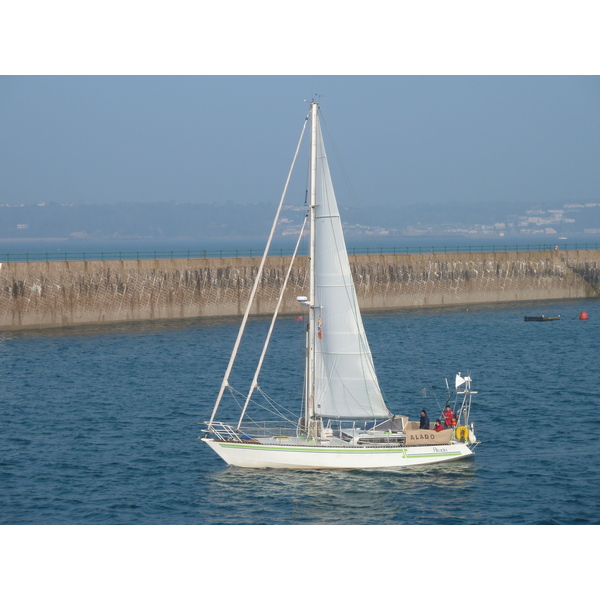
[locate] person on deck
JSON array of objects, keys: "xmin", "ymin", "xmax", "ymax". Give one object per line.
[
  {"xmin": 443, "ymin": 405, "xmax": 455, "ymax": 428},
  {"xmin": 434, "ymin": 420, "xmax": 444, "ymax": 432},
  {"xmin": 419, "ymin": 410, "xmax": 430, "ymax": 430}
]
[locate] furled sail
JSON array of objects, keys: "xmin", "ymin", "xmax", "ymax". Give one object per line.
[{"xmin": 312, "ymin": 113, "xmax": 390, "ymax": 420}]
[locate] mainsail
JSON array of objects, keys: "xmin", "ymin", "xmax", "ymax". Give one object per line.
[{"xmin": 311, "ymin": 113, "xmax": 390, "ymax": 420}]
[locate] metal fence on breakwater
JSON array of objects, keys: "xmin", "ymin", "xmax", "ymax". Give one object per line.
[{"xmin": 2, "ymin": 241, "xmax": 600, "ymax": 263}]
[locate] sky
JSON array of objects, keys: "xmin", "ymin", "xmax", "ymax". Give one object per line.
[
  {"xmin": 1, "ymin": 75, "xmax": 598, "ymax": 214},
  {"xmin": 1, "ymin": 2, "xmax": 599, "ymax": 220}
]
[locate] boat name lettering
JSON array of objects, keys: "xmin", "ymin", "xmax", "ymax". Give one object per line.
[
  {"xmin": 409, "ymin": 433, "xmax": 437, "ymax": 441},
  {"xmin": 433, "ymin": 447, "xmax": 448, "ymax": 453}
]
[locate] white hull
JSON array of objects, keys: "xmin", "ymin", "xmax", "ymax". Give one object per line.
[{"xmin": 202, "ymin": 438, "xmax": 474, "ymax": 469}]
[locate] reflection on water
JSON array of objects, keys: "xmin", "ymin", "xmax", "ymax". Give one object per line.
[
  {"xmin": 2, "ymin": 314, "xmax": 245, "ymax": 341},
  {"xmin": 201, "ymin": 460, "xmax": 478, "ymax": 525}
]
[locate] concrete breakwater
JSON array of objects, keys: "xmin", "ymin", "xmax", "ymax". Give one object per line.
[{"xmin": 1, "ymin": 250, "xmax": 599, "ymax": 331}]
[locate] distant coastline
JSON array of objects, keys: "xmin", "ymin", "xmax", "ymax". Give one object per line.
[
  {"xmin": 0, "ymin": 238, "xmax": 70, "ymax": 242},
  {"xmin": 2, "ymin": 233, "xmax": 600, "ymax": 264}
]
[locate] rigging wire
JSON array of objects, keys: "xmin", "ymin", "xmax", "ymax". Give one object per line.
[
  {"xmin": 398, "ymin": 312, "xmax": 444, "ymax": 416},
  {"xmin": 319, "ymin": 109, "xmax": 370, "ymax": 230},
  {"xmin": 236, "ymin": 214, "xmax": 308, "ymax": 429},
  {"xmin": 225, "ymin": 385, "xmax": 298, "ymax": 425},
  {"xmin": 255, "ymin": 387, "xmax": 299, "ymax": 420},
  {"xmin": 207, "ymin": 111, "xmax": 309, "ymax": 430}
]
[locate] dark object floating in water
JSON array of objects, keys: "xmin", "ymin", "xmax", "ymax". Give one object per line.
[{"xmin": 524, "ymin": 315, "xmax": 561, "ymax": 322}]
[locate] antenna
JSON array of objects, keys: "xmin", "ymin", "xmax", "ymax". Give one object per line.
[{"xmin": 304, "ymin": 94, "xmax": 324, "ymax": 104}]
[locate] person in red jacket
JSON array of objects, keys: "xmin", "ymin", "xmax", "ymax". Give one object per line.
[
  {"xmin": 434, "ymin": 419, "xmax": 444, "ymax": 432},
  {"xmin": 443, "ymin": 405, "xmax": 455, "ymax": 428}
]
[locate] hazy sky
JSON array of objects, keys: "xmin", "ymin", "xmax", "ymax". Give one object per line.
[{"xmin": 1, "ymin": 76, "xmax": 598, "ymax": 212}]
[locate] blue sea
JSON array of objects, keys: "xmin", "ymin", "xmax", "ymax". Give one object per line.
[
  {"xmin": 2, "ymin": 295, "xmax": 599, "ymax": 525},
  {"xmin": 2, "ymin": 292, "xmax": 597, "ymax": 594}
]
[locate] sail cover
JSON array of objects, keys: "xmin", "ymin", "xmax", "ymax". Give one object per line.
[{"xmin": 312, "ymin": 114, "xmax": 390, "ymax": 420}]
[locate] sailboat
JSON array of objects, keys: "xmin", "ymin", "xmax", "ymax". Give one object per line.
[{"xmin": 201, "ymin": 101, "xmax": 479, "ymax": 469}]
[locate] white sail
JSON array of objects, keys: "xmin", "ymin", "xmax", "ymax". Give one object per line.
[{"xmin": 312, "ymin": 112, "xmax": 390, "ymax": 420}]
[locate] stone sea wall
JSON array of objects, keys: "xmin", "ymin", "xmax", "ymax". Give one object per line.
[{"xmin": 1, "ymin": 250, "xmax": 599, "ymax": 331}]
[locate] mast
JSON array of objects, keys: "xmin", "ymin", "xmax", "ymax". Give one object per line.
[{"xmin": 306, "ymin": 101, "xmax": 318, "ymax": 426}]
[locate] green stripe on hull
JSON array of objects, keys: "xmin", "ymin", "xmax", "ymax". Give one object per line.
[{"xmin": 217, "ymin": 442, "xmax": 465, "ymax": 459}]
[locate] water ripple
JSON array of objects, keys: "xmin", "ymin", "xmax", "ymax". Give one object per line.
[{"xmin": 1, "ymin": 299, "xmax": 599, "ymax": 524}]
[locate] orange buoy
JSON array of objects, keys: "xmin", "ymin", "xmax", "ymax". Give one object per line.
[{"xmin": 579, "ymin": 311, "xmax": 589, "ymax": 320}]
